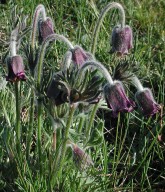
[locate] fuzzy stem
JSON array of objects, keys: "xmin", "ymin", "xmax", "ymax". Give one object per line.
[
  {"xmin": 36, "ymin": 34, "xmax": 74, "ymax": 90},
  {"xmin": 131, "ymin": 75, "xmax": 144, "ymax": 91},
  {"xmin": 31, "ymin": 4, "xmax": 47, "ymax": 49},
  {"xmin": 51, "ymin": 106, "xmax": 75, "ymax": 183},
  {"xmin": 37, "ymin": 99, "xmax": 42, "ymax": 173},
  {"xmin": 91, "ymin": 2, "xmax": 125, "ymax": 54},
  {"xmin": 86, "ymin": 103, "xmax": 99, "ymax": 142},
  {"xmin": 15, "ymin": 82, "xmax": 21, "ymax": 154},
  {"xmin": 62, "ymin": 51, "xmax": 72, "ymax": 70},
  {"xmin": 10, "ymin": 29, "xmax": 18, "ymax": 56},
  {"xmin": 26, "ymin": 91, "xmax": 35, "ymax": 160},
  {"xmin": 79, "ymin": 60, "xmax": 113, "ymax": 85}
]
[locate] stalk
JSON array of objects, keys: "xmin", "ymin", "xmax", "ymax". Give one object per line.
[
  {"xmin": 31, "ymin": 4, "xmax": 47, "ymax": 49},
  {"xmin": 131, "ymin": 75, "xmax": 144, "ymax": 91},
  {"xmin": 15, "ymin": 82, "xmax": 21, "ymax": 154},
  {"xmin": 86, "ymin": 103, "xmax": 99, "ymax": 142},
  {"xmin": 91, "ymin": 2, "xmax": 125, "ymax": 54},
  {"xmin": 51, "ymin": 106, "xmax": 75, "ymax": 183},
  {"xmin": 26, "ymin": 91, "xmax": 35, "ymax": 160},
  {"xmin": 36, "ymin": 34, "xmax": 74, "ymax": 168},
  {"xmin": 79, "ymin": 60, "xmax": 113, "ymax": 85},
  {"xmin": 36, "ymin": 34, "xmax": 74, "ymax": 90}
]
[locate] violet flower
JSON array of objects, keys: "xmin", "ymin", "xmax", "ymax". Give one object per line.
[
  {"xmin": 135, "ymin": 88, "xmax": 160, "ymax": 116},
  {"xmin": 6, "ymin": 55, "xmax": 26, "ymax": 82},
  {"xmin": 71, "ymin": 45, "xmax": 93, "ymax": 67},
  {"xmin": 72, "ymin": 144, "xmax": 93, "ymax": 170},
  {"xmin": 47, "ymin": 73, "xmax": 68, "ymax": 106},
  {"xmin": 104, "ymin": 80, "xmax": 135, "ymax": 117},
  {"xmin": 38, "ymin": 17, "xmax": 54, "ymax": 42},
  {"xmin": 110, "ymin": 25, "xmax": 133, "ymax": 56}
]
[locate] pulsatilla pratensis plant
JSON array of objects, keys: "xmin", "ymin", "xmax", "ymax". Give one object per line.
[
  {"xmin": 6, "ymin": 28, "xmax": 26, "ymax": 82},
  {"xmin": 91, "ymin": 2, "xmax": 133, "ymax": 56},
  {"xmin": 1, "ymin": 2, "xmax": 162, "ymax": 190},
  {"xmin": 131, "ymin": 76, "xmax": 161, "ymax": 116},
  {"xmin": 104, "ymin": 80, "xmax": 135, "ymax": 117}
]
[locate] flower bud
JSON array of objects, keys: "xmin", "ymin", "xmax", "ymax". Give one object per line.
[
  {"xmin": 110, "ymin": 25, "xmax": 133, "ymax": 56},
  {"xmin": 38, "ymin": 17, "xmax": 54, "ymax": 42},
  {"xmin": 104, "ymin": 81, "xmax": 135, "ymax": 117},
  {"xmin": 71, "ymin": 46, "xmax": 93, "ymax": 67},
  {"xmin": 6, "ymin": 55, "xmax": 26, "ymax": 82},
  {"xmin": 135, "ymin": 88, "xmax": 160, "ymax": 116},
  {"xmin": 72, "ymin": 144, "xmax": 93, "ymax": 170},
  {"xmin": 47, "ymin": 72, "xmax": 68, "ymax": 106}
]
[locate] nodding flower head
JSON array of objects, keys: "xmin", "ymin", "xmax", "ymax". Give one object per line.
[
  {"xmin": 46, "ymin": 72, "xmax": 68, "ymax": 106},
  {"xmin": 104, "ymin": 81, "xmax": 135, "ymax": 117},
  {"xmin": 110, "ymin": 25, "xmax": 133, "ymax": 56},
  {"xmin": 72, "ymin": 144, "xmax": 93, "ymax": 170},
  {"xmin": 135, "ymin": 88, "xmax": 160, "ymax": 116},
  {"xmin": 38, "ymin": 17, "xmax": 54, "ymax": 42},
  {"xmin": 6, "ymin": 55, "xmax": 26, "ymax": 82},
  {"xmin": 71, "ymin": 46, "xmax": 93, "ymax": 67}
]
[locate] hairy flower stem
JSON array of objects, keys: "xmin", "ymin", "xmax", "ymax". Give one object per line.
[
  {"xmin": 26, "ymin": 91, "xmax": 35, "ymax": 160},
  {"xmin": 86, "ymin": 103, "xmax": 99, "ymax": 143},
  {"xmin": 91, "ymin": 2, "xmax": 125, "ymax": 54},
  {"xmin": 51, "ymin": 106, "xmax": 75, "ymax": 183},
  {"xmin": 59, "ymin": 106, "xmax": 75, "ymax": 169},
  {"xmin": 131, "ymin": 75, "xmax": 144, "ymax": 91},
  {"xmin": 37, "ymin": 99, "xmax": 42, "ymax": 174},
  {"xmin": 36, "ymin": 34, "xmax": 74, "ymax": 90},
  {"xmin": 10, "ymin": 29, "xmax": 17, "ymax": 56},
  {"xmin": 79, "ymin": 60, "xmax": 113, "ymax": 85},
  {"xmin": 36, "ymin": 34, "xmax": 73, "ymax": 170},
  {"xmin": 31, "ymin": 4, "xmax": 47, "ymax": 49},
  {"xmin": 15, "ymin": 82, "xmax": 21, "ymax": 155}
]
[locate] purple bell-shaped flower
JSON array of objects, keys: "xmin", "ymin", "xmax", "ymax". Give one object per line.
[
  {"xmin": 6, "ymin": 55, "xmax": 26, "ymax": 82},
  {"xmin": 72, "ymin": 144, "xmax": 93, "ymax": 170},
  {"xmin": 71, "ymin": 45, "xmax": 93, "ymax": 67},
  {"xmin": 104, "ymin": 80, "xmax": 135, "ymax": 117},
  {"xmin": 135, "ymin": 88, "xmax": 160, "ymax": 116},
  {"xmin": 38, "ymin": 17, "xmax": 54, "ymax": 41},
  {"xmin": 111, "ymin": 25, "xmax": 133, "ymax": 56}
]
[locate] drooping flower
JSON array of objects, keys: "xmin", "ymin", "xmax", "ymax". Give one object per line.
[
  {"xmin": 72, "ymin": 144, "xmax": 93, "ymax": 170},
  {"xmin": 135, "ymin": 88, "xmax": 160, "ymax": 116},
  {"xmin": 104, "ymin": 80, "xmax": 135, "ymax": 117},
  {"xmin": 6, "ymin": 55, "xmax": 26, "ymax": 82},
  {"xmin": 71, "ymin": 45, "xmax": 93, "ymax": 67},
  {"xmin": 47, "ymin": 72, "xmax": 68, "ymax": 106},
  {"xmin": 38, "ymin": 17, "xmax": 54, "ymax": 42},
  {"xmin": 110, "ymin": 25, "xmax": 133, "ymax": 56}
]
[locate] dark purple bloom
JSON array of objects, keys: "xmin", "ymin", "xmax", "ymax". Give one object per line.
[
  {"xmin": 71, "ymin": 46, "xmax": 92, "ymax": 67},
  {"xmin": 6, "ymin": 55, "xmax": 26, "ymax": 82},
  {"xmin": 110, "ymin": 25, "xmax": 133, "ymax": 56},
  {"xmin": 72, "ymin": 144, "xmax": 93, "ymax": 170},
  {"xmin": 135, "ymin": 88, "xmax": 160, "ymax": 116},
  {"xmin": 38, "ymin": 17, "xmax": 54, "ymax": 41},
  {"xmin": 104, "ymin": 81, "xmax": 135, "ymax": 117},
  {"xmin": 47, "ymin": 73, "xmax": 68, "ymax": 106}
]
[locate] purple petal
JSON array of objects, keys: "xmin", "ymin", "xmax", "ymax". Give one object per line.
[
  {"xmin": 104, "ymin": 81, "xmax": 135, "ymax": 117},
  {"xmin": 111, "ymin": 25, "xmax": 133, "ymax": 56},
  {"xmin": 135, "ymin": 88, "xmax": 160, "ymax": 116}
]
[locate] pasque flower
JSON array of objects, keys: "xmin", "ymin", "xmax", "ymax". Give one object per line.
[
  {"xmin": 47, "ymin": 72, "xmax": 68, "ymax": 106},
  {"xmin": 104, "ymin": 80, "xmax": 135, "ymax": 117},
  {"xmin": 38, "ymin": 17, "xmax": 54, "ymax": 41},
  {"xmin": 72, "ymin": 144, "xmax": 93, "ymax": 170},
  {"xmin": 6, "ymin": 55, "xmax": 26, "ymax": 82},
  {"xmin": 71, "ymin": 45, "xmax": 93, "ymax": 67},
  {"xmin": 110, "ymin": 25, "xmax": 133, "ymax": 56},
  {"xmin": 135, "ymin": 88, "xmax": 160, "ymax": 116},
  {"xmin": 80, "ymin": 61, "xmax": 135, "ymax": 117}
]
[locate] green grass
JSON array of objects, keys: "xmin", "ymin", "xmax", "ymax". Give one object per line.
[{"xmin": 0, "ymin": 0, "xmax": 165, "ymax": 191}]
